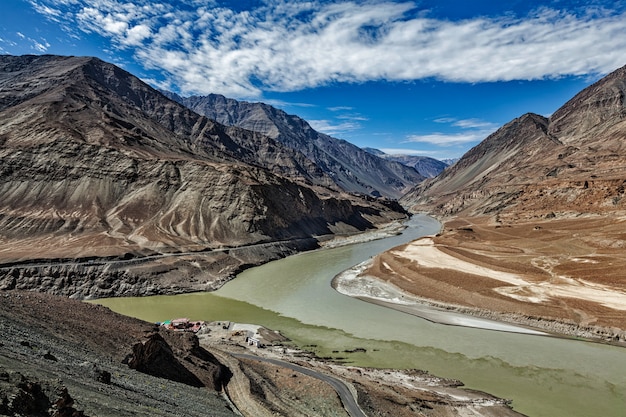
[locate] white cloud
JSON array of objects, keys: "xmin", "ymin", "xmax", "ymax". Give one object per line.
[
  {"xmin": 30, "ymin": 3, "xmax": 62, "ymax": 19},
  {"xmin": 380, "ymin": 148, "xmax": 442, "ymax": 156},
  {"xmin": 31, "ymin": 39, "xmax": 50, "ymax": 52},
  {"xmin": 328, "ymin": 106, "xmax": 354, "ymax": 112},
  {"xmin": 31, "ymin": 1, "xmax": 626, "ymax": 97},
  {"xmin": 449, "ymin": 118, "xmax": 498, "ymax": 130},
  {"xmin": 405, "ymin": 132, "xmax": 486, "ymax": 146},
  {"xmin": 124, "ymin": 24, "xmax": 151, "ymax": 46},
  {"xmin": 0, "ymin": 37, "xmax": 17, "ymax": 47},
  {"xmin": 15, "ymin": 28, "xmax": 51, "ymax": 52},
  {"xmin": 407, "ymin": 117, "xmax": 498, "ymax": 146},
  {"xmin": 309, "ymin": 119, "xmax": 362, "ymax": 136},
  {"xmin": 337, "ymin": 114, "xmax": 369, "ymax": 121},
  {"xmin": 379, "ymin": 147, "xmax": 460, "ymax": 159}
]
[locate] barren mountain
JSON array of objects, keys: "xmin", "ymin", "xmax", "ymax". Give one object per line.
[
  {"xmin": 0, "ymin": 55, "xmax": 407, "ymax": 298},
  {"xmin": 402, "ymin": 64, "xmax": 626, "ymax": 219},
  {"xmin": 167, "ymin": 93, "xmax": 425, "ymax": 199},
  {"xmin": 379, "ymin": 65, "xmax": 626, "ymax": 339}
]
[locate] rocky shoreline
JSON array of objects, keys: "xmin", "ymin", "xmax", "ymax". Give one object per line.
[
  {"xmin": 0, "ymin": 219, "xmax": 410, "ymax": 300},
  {"xmin": 0, "ymin": 237, "xmax": 320, "ymax": 299}
]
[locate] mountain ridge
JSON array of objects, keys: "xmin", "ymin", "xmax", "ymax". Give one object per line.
[
  {"xmin": 401, "ymin": 64, "xmax": 626, "ymax": 219},
  {"xmin": 0, "ymin": 54, "xmax": 407, "ymax": 298},
  {"xmin": 362, "ymin": 147, "xmax": 449, "ymax": 178},
  {"xmin": 166, "ymin": 92, "xmax": 426, "ymax": 199}
]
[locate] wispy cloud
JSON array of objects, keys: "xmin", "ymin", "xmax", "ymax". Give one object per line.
[
  {"xmin": 315, "ymin": 105, "xmax": 368, "ymax": 135},
  {"xmin": 448, "ymin": 118, "xmax": 498, "ymax": 130},
  {"xmin": 405, "ymin": 132, "xmax": 487, "ymax": 146},
  {"xmin": 309, "ymin": 119, "xmax": 362, "ymax": 136},
  {"xmin": 406, "ymin": 117, "xmax": 498, "ymax": 146},
  {"xmin": 31, "ymin": 39, "xmax": 51, "ymax": 52},
  {"xmin": 29, "ymin": 1, "xmax": 626, "ymax": 97},
  {"xmin": 380, "ymin": 148, "xmax": 443, "ymax": 156},
  {"xmin": 15, "ymin": 30, "xmax": 50, "ymax": 52},
  {"xmin": 337, "ymin": 114, "xmax": 369, "ymax": 121},
  {"xmin": 328, "ymin": 106, "xmax": 354, "ymax": 112}
]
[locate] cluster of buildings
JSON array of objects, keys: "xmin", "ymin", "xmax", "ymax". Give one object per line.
[{"xmin": 158, "ymin": 318, "xmax": 205, "ymax": 333}]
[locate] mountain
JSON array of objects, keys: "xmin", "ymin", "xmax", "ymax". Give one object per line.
[
  {"xmin": 363, "ymin": 148, "xmax": 449, "ymax": 178},
  {"xmin": 0, "ymin": 54, "xmax": 407, "ymax": 298},
  {"xmin": 166, "ymin": 93, "xmax": 425, "ymax": 199},
  {"xmin": 401, "ymin": 64, "xmax": 626, "ymax": 220},
  {"xmin": 441, "ymin": 158, "xmax": 460, "ymax": 166}
]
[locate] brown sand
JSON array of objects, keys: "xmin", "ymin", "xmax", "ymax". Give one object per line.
[{"xmin": 360, "ymin": 215, "xmax": 626, "ymax": 341}]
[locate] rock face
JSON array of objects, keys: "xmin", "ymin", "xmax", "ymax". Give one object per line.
[
  {"xmin": 0, "ymin": 54, "xmax": 408, "ymax": 297},
  {"xmin": 0, "ymin": 371, "xmax": 88, "ymax": 417},
  {"xmin": 402, "ymin": 64, "xmax": 626, "ymax": 219},
  {"xmin": 167, "ymin": 93, "xmax": 425, "ymax": 198},
  {"xmin": 127, "ymin": 331, "xmax": 228, "ymax": 390}
]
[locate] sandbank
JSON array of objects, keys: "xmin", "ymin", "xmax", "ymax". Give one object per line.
[{"xmin": 332, "ymin": 257, "xmax": 547, "ymax": 335}]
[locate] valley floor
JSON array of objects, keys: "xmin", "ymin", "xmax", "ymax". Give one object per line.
[{"xmin": 334, "ymin": 215, "xmax": 626, "ymax": 344}]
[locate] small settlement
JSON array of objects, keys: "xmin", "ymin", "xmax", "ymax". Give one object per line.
[
  {"xmin": 158, "ymin": 319, "xmax": 284, "ymax": 350},
  {"xmin": 158, "ymin": 318, "xmax": 205, "ymax": 333}
]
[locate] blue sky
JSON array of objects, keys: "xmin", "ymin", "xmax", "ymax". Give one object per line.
[{"xmin": 2, "ymin": 1, "xmax": 626, "ymax": 160}]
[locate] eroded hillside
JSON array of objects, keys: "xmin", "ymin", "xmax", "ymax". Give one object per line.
[
  {"xmin": 0, "ymin": 55, "xmax": 407, "ymax": 297},
  {"xmin": 402, "ymin": 65, "xmax": 626, "ymax": 221}
]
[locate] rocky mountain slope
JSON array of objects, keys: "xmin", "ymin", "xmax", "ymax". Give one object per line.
[
  {"xmin": 402, "ymin": 64, "xmax": 626, "ymax": 220},
  {"xmin": 363, "ymin": 147, "xmax": 449, "ymax": 178},
  {"xmin": 167, "ymin": 93, "xmax": 425, "ymax": 199},
  {"xmin": 0, "ymin": 54, "xmax": 407, "ymax": 297},
  {"xmin": 0, "ymin": 291, "xmax": 237, "ymax": 417}
]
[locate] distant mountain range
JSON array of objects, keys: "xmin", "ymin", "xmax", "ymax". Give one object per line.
[
  {"xmin": 0, "ymin": 54, "xmax": 408, "ymax": 296},
  {"xmin": 401, "ymin": 64, "xmax": 626, "ymax": 220},
  {"xmin": 164, "ymin": 92, "xmax": 425, "ymax": 199},
  {"xmin": 362, "ymin": 148, "xmax": 451, "ymax": 178}
]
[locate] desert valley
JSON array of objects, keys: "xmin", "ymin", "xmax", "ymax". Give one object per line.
[{"xmin": 1, "ymin": 52, "xmax": 626, "ymax": 417}]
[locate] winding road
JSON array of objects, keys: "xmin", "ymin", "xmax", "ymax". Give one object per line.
[{"xmin": 232, "ymin": 353, "xmax": 367, "ymax": 417}]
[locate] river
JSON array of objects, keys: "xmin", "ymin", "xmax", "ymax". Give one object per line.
[{"xmin": 95, "ymin": 214, "xmax": 626, "ymax": 417}]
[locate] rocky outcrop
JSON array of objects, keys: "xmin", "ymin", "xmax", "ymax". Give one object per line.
[
  {"xmin": 0, "ymin": 371, "xmax": 88, "ymax": 417},
  {"xmin": 127, "ymin": 331, "xmax": 229, "ymax": 390},
  {"xmin": 0, "ymin": 291, "xmax": 238, "ymax": 417},
  {"xmin": 168, "ymin": 93, "xmax": 425, "ymax": 198},
  {"xmin": 0, "ymin": 237, "xmax": 320, "ymax": 298}
]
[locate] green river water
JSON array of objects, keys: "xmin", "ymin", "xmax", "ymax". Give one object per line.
[{"xmin": 94, "ymin": 214, "xmax": 626, "ymax": 417}]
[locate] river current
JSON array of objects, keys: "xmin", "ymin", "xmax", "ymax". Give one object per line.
[{"xmin": 95, "ymin": 214, "xmax": 626, "ymax": 417}]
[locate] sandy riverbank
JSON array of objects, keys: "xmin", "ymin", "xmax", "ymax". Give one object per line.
[
  {"xmin": 333, "ymin": 215, "xmax": 626, "ymax": 344},
  {"xmin": 332, "ymin": 258, "xmax": 547, "ymax": 335}
]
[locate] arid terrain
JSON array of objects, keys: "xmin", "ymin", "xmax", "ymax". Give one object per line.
[
  {"xmin": 374, "ymin": 64, "xmax": 626, "ymax": 343},
  {"xmin": 0, "ymin": 55, "xmax": 408, "ymax": 299},
  {"xmin": 0, "ymin": 290, "xmax": 524, "ymax": 417},
  {"xmin": 341, "ymin": 214, "xmax": 626, "ymax": 343},
  {"xmin": 3, "ymin": 53, "xmax": 626, "ymax": 415}
]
